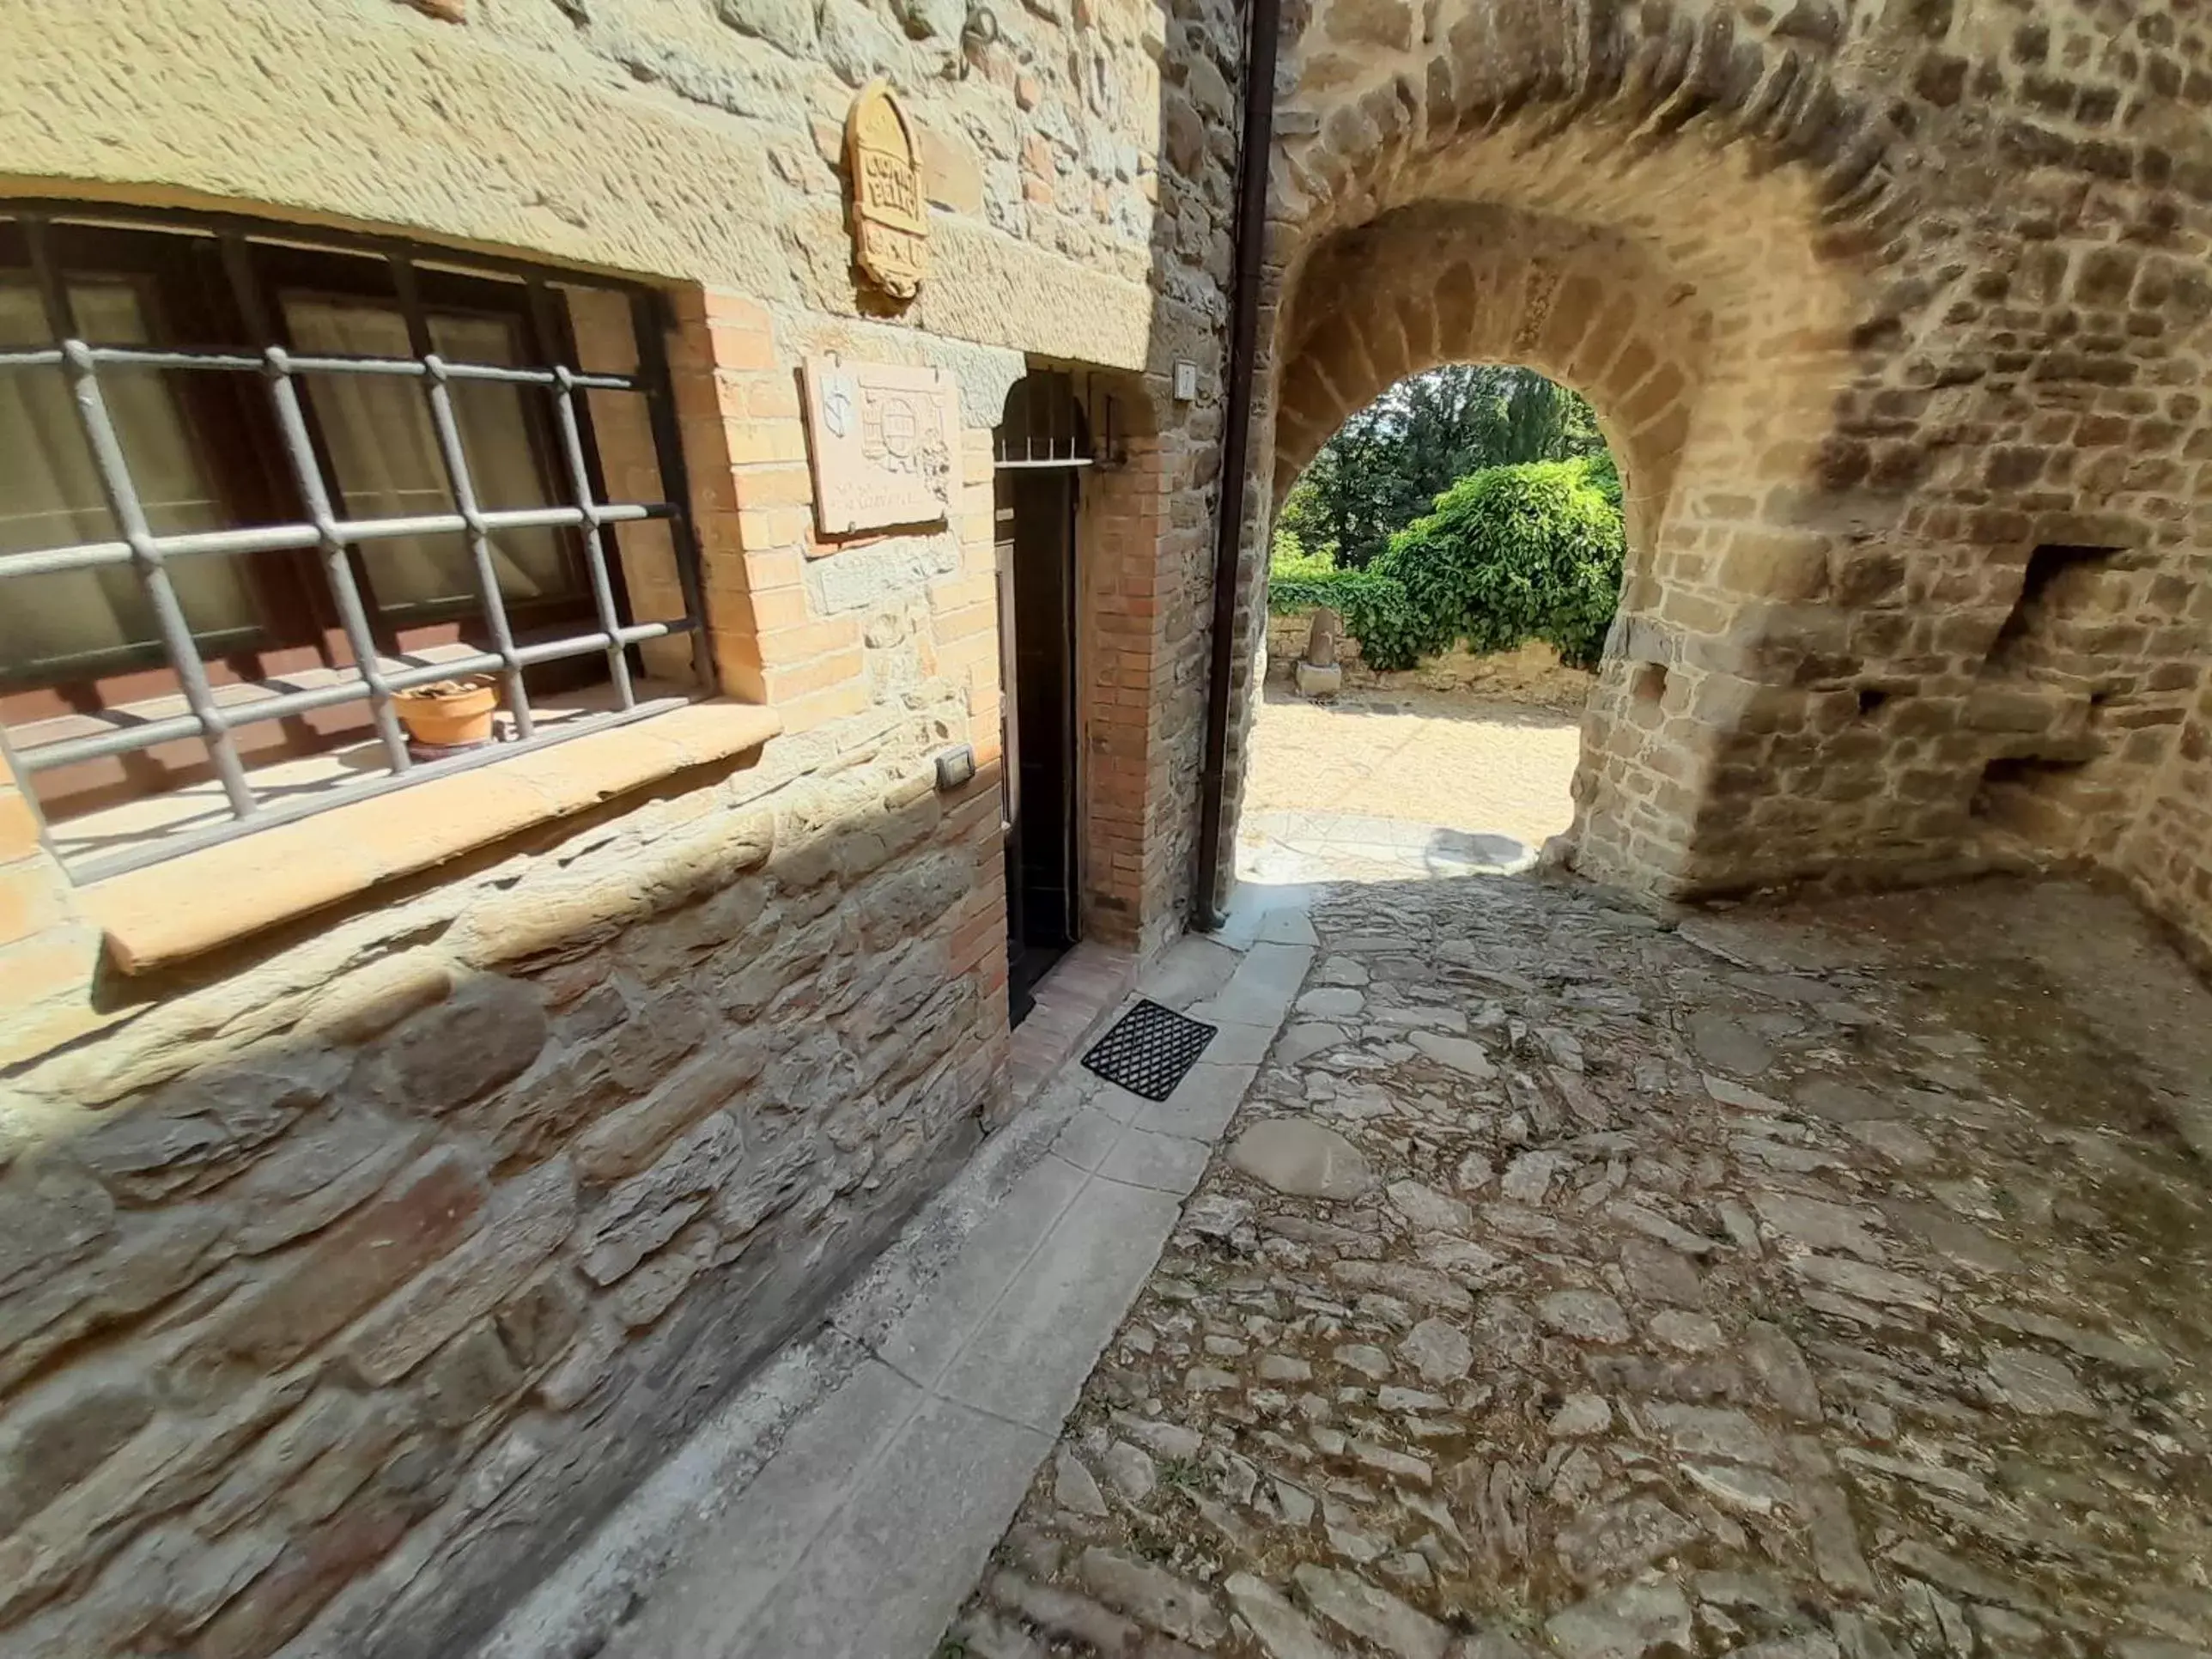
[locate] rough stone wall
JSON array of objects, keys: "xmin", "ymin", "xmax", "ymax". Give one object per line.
[
  {"xmin": 2124, "ymin": 663, "xmax": 2212, "ymax": 969},
  {"xmin": 0, "ymin": 0, "xmax": 1162, "ymax": 370},
  {"xmin": 0, "ymin": 283, "xmax": 1025, "ymax": 1659},
  {"xmin": 1218, "ymin": 0, "xmax": 2212, "ymax": 959},
  {"xmin": 0, "ymin": 719, "xmax": 1006, "ymax": 1659},
  {"xmin": 0, "ymin": 0, "xmax": 1248, "ymax": 1652}
]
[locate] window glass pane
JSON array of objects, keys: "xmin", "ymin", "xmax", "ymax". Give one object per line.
[
  {"xmin": 0, "ymin": 280, "xmax": 257, "ymax": 679},
  {"xmin": 430, "ymin": 312, "xmax": 572, "ymax": 605},
  {"xmin": 285, "ymin": 298, "xmax": 574, "ymax": 614}
]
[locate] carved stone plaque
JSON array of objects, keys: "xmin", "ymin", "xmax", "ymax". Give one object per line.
[
  {"xmin": 801, "ymin": 357, "xmax": 960, "ymax": 537},
  {"xmin": 846, "ymin": 79, "xmax": 927, "ymax": 300}
]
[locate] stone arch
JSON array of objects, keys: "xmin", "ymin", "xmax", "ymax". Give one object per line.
[
  {"xmin": 1213, "ymin": 0, "xmax": 2212, "ymax": 913},
  {"xmin": 1273, "ymin": 202, "xmax": 1708, "ymax": 568},
  {"xmin": 1234, "ymin": 0, "xmax": 1895, "ymax": 897},
  {"xmin": 1213, "ymin": 0, "xmax": 2212, "ymax": 981},
  {"xmin": 1272, "ymin": 0, "xmax": 1912, "ymax": 263}
]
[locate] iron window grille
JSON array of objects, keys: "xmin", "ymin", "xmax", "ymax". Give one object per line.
[
  {"xmin": 992, "ymin": 368, "xmax": 1122, "ymax": 471},
  {"xmin": 0, "ymin": 204, "xmax": 711, "ymax": 882}
]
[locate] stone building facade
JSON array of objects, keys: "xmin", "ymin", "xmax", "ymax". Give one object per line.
[{"xmin": 1, "ymin": 0, "xmax": 2210, "ymax": 1656}]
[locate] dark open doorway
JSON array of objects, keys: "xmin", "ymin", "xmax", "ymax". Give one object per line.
[{"xmin": 995, "ymin": 372, "xmax": 1089, "ymax": 1025}]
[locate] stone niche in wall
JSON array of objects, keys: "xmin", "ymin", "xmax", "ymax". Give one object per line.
[{"xmin": 1968, "ymin": 542, "xmax": 2129, "ymax": 849}]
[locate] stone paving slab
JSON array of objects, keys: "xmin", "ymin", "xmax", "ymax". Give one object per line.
[
  {"xmin": 594, "ymin": 1359, "xmax": 925, "ymax": 1656},
  {"xmin": 733, "ymin": 1395, "xmax": 1050, "ymax": 1659},
  {"xmin": 874, "ymin": 1152, "xmax": 1092, "ymax": 1386},
  {"xmin": 500, "ymin": 893, "xmax": 1318, "ymax": 1659},
  {"xmin": 939, "ymin": 1172, "xmax": 1188, "ymax": 1432},
  {"xmin": 1139, "ymin": 1062, "xmax": 1265, "ymax": 1140}
]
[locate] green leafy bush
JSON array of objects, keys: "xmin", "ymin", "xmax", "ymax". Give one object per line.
[
  {"xmin": 1370, "ymin": 457, "xmax": 1625, "ymax": 669},
  {"xmin": 1266, "ymin": 559, "xmax": 1428, "ymax": 675}
]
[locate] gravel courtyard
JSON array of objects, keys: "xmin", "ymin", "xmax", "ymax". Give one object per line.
[
  {"xmin": 1240, "ymin": 684, "xmax": 1585, "ymax": 860},
  {"xmin": 945, "ymin": 873, "xmax": 2212, "ymax": 1659}
]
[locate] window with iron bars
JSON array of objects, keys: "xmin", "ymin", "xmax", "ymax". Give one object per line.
[{"xmin": 0, "ymin": 205, "xmax": 711, "ymax": 882}]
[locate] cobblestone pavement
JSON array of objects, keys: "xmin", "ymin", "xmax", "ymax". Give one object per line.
[{"xmin": 943, "ymin": 874, "xmax": 2212, "ymax": 1659}]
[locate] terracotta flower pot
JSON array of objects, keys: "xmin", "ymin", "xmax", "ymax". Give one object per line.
[{"xmin": 392, "ymin": 677, "xmax": 500, "ymax": 749}]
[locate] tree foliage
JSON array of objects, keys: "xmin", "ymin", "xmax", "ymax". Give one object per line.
[
  {"xmin": 1368, "ymin": 457, "xmax": 1626, "ymax": 670},
  {"xmin": 1279, "ymin": 366, "xmax": 1609, "ymax": 570},
  {"xmin": 1268, "ymin": 457, "xmax": 1626, "ymax": 673}
]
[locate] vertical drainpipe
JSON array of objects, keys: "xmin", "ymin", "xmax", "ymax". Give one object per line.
[{"xmin": 1193, "ymin": 0, "xmax": 1284, "ymax": 930}]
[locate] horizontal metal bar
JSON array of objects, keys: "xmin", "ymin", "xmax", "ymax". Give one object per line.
[
  {"xmin": 82, "ymin": 346, "xmax": 264, "ymax": 373},
  {"xmin": 15, "ymin": 711, "xmax": 209, "ymax": 769},
  {"xmin": 2, "ymin": 344, "xmax": 647, "ymax": 393},
  {"xmin": 0, "ymin": 502, "xmax": 672, "ymax": 579},
  {"xmin": 63, "ymin": 695, "xmax": 697, "ymax": 884},
  {"xmin": 992, "ymin": 457, "xmax": 1097, "ymax": 471},
  {"xmin": 382, "ymin": 653, "xmax": 506, "ymax": 691},
  {"xmin": 0, "ymin": 345, "xmax": 645, "ymax": 393},
  {"xmin": 141, "ymin": 676, "xmax": 371, "ymax": 734},
  {"xmin": 350, "ymin": 623, "xmax": 691, "ymax": 692},
  {"xmin": 446, "ymin": 361, "xmax": 640, "ymax": 392},
  {"xmin": 14, "ymin": 620, "xmax": 699, "ymax": 770},
  {"xmin": 337, "ymin": 502, "xmax": 665, "ymax": 542},
  {"xmin": 0, "ymin": 539, "xmax": 134, "ymax": 577},
  {"xmin": 152, "ymin": 522, "xmax": 325, "ymax": 559},
  {"xmin": 265, "ymin": 349, "xmax": 641, "ymax": 391},
  {"xmin": 515, "ymin": 619, "xmax": 690, "ymax": 665}
]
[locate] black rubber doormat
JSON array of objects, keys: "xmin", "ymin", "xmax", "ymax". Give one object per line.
[{"xmin": 1083, "ymin": 999, "xmax": 1217, "ymax": 1102}]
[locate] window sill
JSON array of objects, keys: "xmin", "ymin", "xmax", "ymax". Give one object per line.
[{"xmin": 81, "ymin": 699, "xmax": 782, "ymax": 974}]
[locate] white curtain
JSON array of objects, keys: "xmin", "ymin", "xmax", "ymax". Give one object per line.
[
  {"xmin": 283, "ymin": 299, "xmax": 569, "ymax": 613},
  {"xmin": 0, "ymin": 281, "xmax": 253, "ymax": 678}
]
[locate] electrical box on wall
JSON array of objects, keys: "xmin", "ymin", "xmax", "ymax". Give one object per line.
[
  {"xmin": 935, "ymin": 745, "xmax": 976, "ymax": 792},
  {"xmin": 1173, "ymin": 361, "xmax": 1199, "ymax": 402}
]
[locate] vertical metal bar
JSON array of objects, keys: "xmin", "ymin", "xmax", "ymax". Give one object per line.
[
  {"xmin": 550, "ymin": 364, "xmax": 635, "ymax": 709},
  {"xmin": 22, "ymin": 217, "xmax": 76, "ymax": 339},
  {"xmin": 265, "ymin": 348, "xmax": 412, "ymax": 773},
  {"xmin": 531, "ymin": 279, "xmax": 633, "ymax": 709},
  {"xmin": 59, "ymin": 339, "xmax": 257, "ymax": 817},
  {"xmin": 630, "ymin": 290, "xmax": 715, "ymax": 693},
  {"xmin": 396, "ymin": 255, "xmax": 533, "ymax": 738},
  {"xmin": 227, "ymin": 232, "xmax": 411, "ymax": 775},
  {"xmin": 422, "ymin": 353, "xmax": 534, "ymax": 739}
]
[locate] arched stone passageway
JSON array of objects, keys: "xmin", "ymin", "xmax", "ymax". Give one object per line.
[
  {"xmin": 1215, "ymin": 0, "xmax": 2212, "ymax": 948},
  {"xmin": 1273, "ymin": 203, "xmax": 1705, "ymax": 561},
  {"xmin": 1262, "ymin": 149, "xmax": 1865, "ymax": 896}
]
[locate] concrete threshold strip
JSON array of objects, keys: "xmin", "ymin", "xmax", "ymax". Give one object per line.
[{"xmin": 471, "ymin": 898, "xmax": 1319, "ymax": 1659}]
